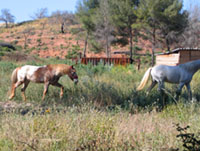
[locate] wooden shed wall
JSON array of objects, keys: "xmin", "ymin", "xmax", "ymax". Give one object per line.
[
  {"xmin": 156, "ymin": 53, "xmax": 179, "ymax": 66},
  {"xmin": 179, "ymin": 51, "xmax": 200, "ymax": 64}
]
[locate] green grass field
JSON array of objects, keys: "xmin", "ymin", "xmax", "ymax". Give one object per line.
[{"xmin": 1, "ymin": 59, "xmax": 200, "ymax": 150}]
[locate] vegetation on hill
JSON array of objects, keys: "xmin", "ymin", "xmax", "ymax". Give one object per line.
[{"xmin": 0, "ymin": 0, "xmax": 199, "ymax": 64}]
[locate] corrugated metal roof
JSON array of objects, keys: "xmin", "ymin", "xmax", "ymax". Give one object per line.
[{"xmin": 156, "ymin": 48, "xmax": 200, "ymax": 55}]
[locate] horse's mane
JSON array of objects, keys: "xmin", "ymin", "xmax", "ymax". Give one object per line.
[{"xmin": 47, "ymin": 64, "xmax": 71, "ymax": 75}]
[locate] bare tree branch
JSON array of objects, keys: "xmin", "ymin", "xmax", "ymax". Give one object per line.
[
  {"xmin": 31, "ymin": 8, "xmax": 48, "ymax": 20},
  {"xmin": 49, "ymin": 10, "xmax": 75, "ymax": 34},
  {"xmin": 0, "ymin": 9, "xmax": 15, "ymax": 28},
  {"xmin": 178, "ymin": 4, "xmax": 200, "ymax": 47}
]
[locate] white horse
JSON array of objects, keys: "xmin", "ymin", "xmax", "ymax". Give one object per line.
[{"xmin": 137, "ymin": 59, "xmax": 200, "ymax": 101}]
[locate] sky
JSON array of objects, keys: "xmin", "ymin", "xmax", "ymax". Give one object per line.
[
  {"xmin": 0, "ymin": 0, "xmax": 79, "ymax": 23},
  {"xmin": 0, "ymin": 0, "xmax": 199, "ymax": 23}
]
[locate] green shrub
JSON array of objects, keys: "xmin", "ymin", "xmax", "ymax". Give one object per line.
[
  {"xmin": 133, "ymin": 45, "xmax": 142, "ymax": 51},
  {"xmin": 0, "ymin": 46, "xmax": 14, "ymax": 56},
  {"xmin": 15, "ymin": 45, "xmax": 23, "ymax": 51},
  {"xmin": 69, "ymin": 27, "xmax": 81, "ymax": 35},
  {"xmin": 37, "ymin": 38, "xmax": 42, "ymax": 46},
  {"xmin": 0, "ymin": 46, "xmax": 12, "ymax": 52},
  {"xmin": 25, "ymin": 47, "xmax": 35, "ymax": 53},
  {"xmin": 0, "ymin": 52, "xmax": 4, "ymax": 56},
  {"xmin": 65, "ymin": 45, "xmax": 80, "ymax": 59},
  {"xmin": 89, "ymin": 39, "xmax": 103, "ymax": 53},
  {"xmin": 60, "ymin": 44, "xmax": 64, "ymax": 49},
  {"xmin": 43, "ymin": 46, "xmax": 48, "ymax": 50}
]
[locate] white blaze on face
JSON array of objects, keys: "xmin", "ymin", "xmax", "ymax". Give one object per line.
[{"xmin": 17, "ymin": 65, "xmax": 44, "ymax": 82}]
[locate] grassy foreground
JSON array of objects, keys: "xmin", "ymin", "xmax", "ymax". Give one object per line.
[{"xmin": 1, "ymin": 59, "xmax": 200, "ymax": 150}]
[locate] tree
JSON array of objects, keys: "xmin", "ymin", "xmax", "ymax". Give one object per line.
[
  {"xmin": 22, "ymin": 27, "xmax": 34, "ymax": 49},
  {"xmin": 50, "ymin": 10, "xmax": 75, "ymax": 34},
  {"xmin": 156, "ymin": 0, "xmax": 188, "ymax": 51},
  {"xmin": 178, "ymin": 4, "xmax": 200, "ymax": 47},
  {"xmin": 0, "ymin": 9, "xmax": 15, "ymax": 28},
  {"xmin": 93, "ymin": 0, "xmax": 115, "ymax": 57},
  {"xmin": 76, "ymin": 0, "xmax": 99, "ymax": 57},
  {"xmin": 109, "ymin": 0, "xmax": 139, "ymax": 63},
  {"xmin": 137, "ymin": 0, "xmax": 164, "ymax": 66},
  {"xmin": 30, "ymin": 8, "xmax": 49, "ymax": 38},
  {"xmin": 137, "ymin": 0, "xmax": 188, "ymax": 66},
  {"xmin": 31, "ymin": 8, "xmax": 48, "ymax": 20}
]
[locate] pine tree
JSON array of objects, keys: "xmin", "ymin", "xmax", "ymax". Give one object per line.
[
  {"xmin": 93, "ymin": 0, "xmax": 115, "ymax": 57},
  {"xmin": 109, "ymin": 0, "xmax": 139, "ymax": 63},
  {"xmin": 76, "ymin": 0, "xmax": 99, "ymax": 57},
  {"xmin": 137, "ymin": 0, "xmax": 188, "ymax": 65}
]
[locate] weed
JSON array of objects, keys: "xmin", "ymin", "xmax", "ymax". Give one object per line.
[{"xmin": 176, "ymin": 123, "xmax": 200, "ymax": 151}]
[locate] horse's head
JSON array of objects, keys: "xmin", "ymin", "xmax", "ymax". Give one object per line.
[{"xmin": 68, "ymin": 65, "xmax": 78, "ymax": 84}]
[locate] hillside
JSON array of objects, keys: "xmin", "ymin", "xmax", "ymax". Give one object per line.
[{"xmin": 0, "ymin": 18, "xmax": 154, "ymax": 59}]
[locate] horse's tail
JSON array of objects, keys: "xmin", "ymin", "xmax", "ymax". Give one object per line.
[
  {"xmin": 11, "ymin": 67, "xmax": 19, "ymax": 85},
  {"xmin": 137, "ymin": 67, "xmax": 152, "ymax": 91}
]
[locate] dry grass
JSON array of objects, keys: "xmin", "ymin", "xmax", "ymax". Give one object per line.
[
  {"xmin": 1, "ymin": 104, "xmax": 200, "ymax": 151},
  {"xmin": 1, "ymin": 60, "xmax": 200, "ymax": 150}
]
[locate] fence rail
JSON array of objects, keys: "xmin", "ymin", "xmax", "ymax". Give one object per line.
[
  {"xmin": 71, "ymin": 57, "xmax": 141, "ymax": 70},
  {"xmin": 81, "ymin": 57, "xmax": 132, "ymax": 66}
]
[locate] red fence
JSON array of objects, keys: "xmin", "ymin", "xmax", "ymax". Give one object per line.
[
  {"xmin": 72, "ymin": 57, "xmax": 140, "ymax": 69},
  {"xmin": 81, "ymin": 57, "xmax": 131, "ymax": 66}
]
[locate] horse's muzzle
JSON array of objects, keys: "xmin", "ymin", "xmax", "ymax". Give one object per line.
[{"xmin": 74, "ymin": 79, "xmax": 78, "ymax": 85}]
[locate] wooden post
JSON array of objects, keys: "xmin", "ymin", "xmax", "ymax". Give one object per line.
[{"xmin": 137, "ymin": 58, "xmax": 140, "ymax": 70}]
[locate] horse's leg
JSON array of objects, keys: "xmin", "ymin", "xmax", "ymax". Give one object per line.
[
  {"xmin": 52, "ymin": 82, "xmax": 64, "ymax": 98},
  {"xmin": 185, "ymin": 83, "xmax": 192, "ymax": 100},
  {"xmin": 42, "ymin": 82, "xmax": 49, "ymax": 101},
  {"xmin": 9, "ymin": 81, "xmax": 23, "ymax": 100},
  {"xmin": 175, "ymin": 82, "xmax": 184, "ymax": 101},
  {"xmin": 21, "ymin": 80, "xmax": 30, "ymax": 101},
  {"xmin": 9, "ymin": 84, "xmax": 16, "ymax": 100},
  {"xmin": 146, "ymin": 81, "xmax": 157, "ymax": 95},
  {"xmin": 157, "ymin": 81, "xmax": 166, "ymax": 109}
]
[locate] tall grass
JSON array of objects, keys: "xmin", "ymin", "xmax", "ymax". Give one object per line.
[
  {"xmin": 1, "ymin": 60, "xmax": 200, "ymax": 150},
  {"xmin": 1, "ymin": 104, "xmax": 200, "ymax": 150}
]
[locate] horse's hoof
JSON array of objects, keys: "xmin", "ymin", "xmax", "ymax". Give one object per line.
[
  {"xmin": 60, "ymin": 94, "xmax": 63, "ymax": 99},
  {"xmin": 8, "ymin": 96, "xmax": 14, "ymax": 100}
]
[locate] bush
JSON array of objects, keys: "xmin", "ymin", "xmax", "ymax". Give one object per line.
[
  {"xmin": 43, "ymin": 46, "xmax": 48, "ymax": 50},
  {"xmin": 0, "ymin": 52, "xmax": 4, "ymax": 56},
  {"xmin": 15, "ymin": 45, "xmax": 23, "ymax": 51},
  {"xmin": 65, "ymin": 45, "xmax": 80, "ymax": 59},
  {"xmin": 89, "ymin": 39, "xmax": 103, "ymax": 53},
  {"xmin": 133, "ymin": 45, "xmax": 142, "ymax": 51},
  {"xmin": 37, "ymin": 38, "xmax": 42, "ymax": 46},
  {"xmin": 69, "ymin": 27, "xmax": 81, "ymax": 35},
  {"xmin": 0, "ymin": 46, "xmax": 13, "ymax": 56}
]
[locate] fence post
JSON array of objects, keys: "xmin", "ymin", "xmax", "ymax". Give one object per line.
[{"xmin": 137, "ymin": 58, "xmax": 141, "ymax": 70}]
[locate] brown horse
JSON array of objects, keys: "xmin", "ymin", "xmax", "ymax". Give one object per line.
[{"xmin": 9, "ymin": 64, "xmax": 78, "ymax": 101}]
